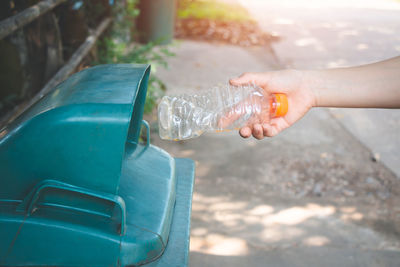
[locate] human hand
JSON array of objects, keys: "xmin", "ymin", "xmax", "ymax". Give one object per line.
[{"xmin": 229, "ymin": 70, "xmax": 316, "ymax": 139}]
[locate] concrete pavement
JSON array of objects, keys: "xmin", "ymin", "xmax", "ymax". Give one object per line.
[
  {"xmin": 238, "ymin": 0, "xmax": 400, "ymax": 178},
  {"xmin": 152, "ymin": 39, "xmax": 400, "ymax": 266},
  {"xmin": 238, "ymin": 0, "xmax": 400, "ymax": 68}
]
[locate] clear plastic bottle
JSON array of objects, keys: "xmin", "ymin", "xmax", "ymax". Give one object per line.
[{"xmin": 158, "ymin": 84, "xmax": 288, "ymax": 140}]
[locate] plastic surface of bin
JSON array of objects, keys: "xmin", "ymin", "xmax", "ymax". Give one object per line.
[{"xmin": 0, "ymin": 64, "xmax": 195, "ymax": 266}]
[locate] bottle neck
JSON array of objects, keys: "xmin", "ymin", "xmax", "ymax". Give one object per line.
[
  {"xmin": 270, "ymin": 93, "xmax": 288, "ymax": 118},
  {"xmin": 270, "ymin": 94, "xmax": 278, "ymax": 117}
]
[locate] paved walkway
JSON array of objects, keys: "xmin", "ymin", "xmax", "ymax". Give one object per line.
[
  {"xmin": 151, "ymin": 1, "xmax": 400, "ymax": 266},
  {"xmin": 153, "ymin": 39, "xmax": 400, "ymax": 266},
  {"xmin": 238, "ymin": 0, "xmax": 400, "ymax": 178}
]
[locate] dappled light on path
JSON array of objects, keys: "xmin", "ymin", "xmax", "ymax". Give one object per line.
[
  {"xmin": 191, "ymin": 233, "xmax": 249, "ymax": 256},
  {"xmin": 262, "ymin": 204, "xmax": 335, "ymax": 226},
  {"xmin": 151, "ymin": 9, "xmax": 400, "ymax": 261},
  {"xmin": 152, "ymin": 124, "xmax": 400, "ymax": 257},
  {"xmin": 188, "ymin": 188, "xmax": 397, "ymax": 259}
]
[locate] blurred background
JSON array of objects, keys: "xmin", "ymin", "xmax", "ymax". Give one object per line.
[{"xmin": 1, "ymin": 0, "xmax": 400, "ymax": 266}]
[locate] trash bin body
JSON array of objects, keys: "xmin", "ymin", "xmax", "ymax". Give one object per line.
[{"xmin": 0, "ymin": 64, "xmax": 194, "ymax": 266}]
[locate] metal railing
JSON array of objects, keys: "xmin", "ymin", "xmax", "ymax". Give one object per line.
[
  {"xmin": 0, "ymin": 0, "xmax": 67, "ymax": 40},
  {"xmin": 0, "ymin": 0, "xmax": 112, "ymax": 128}
]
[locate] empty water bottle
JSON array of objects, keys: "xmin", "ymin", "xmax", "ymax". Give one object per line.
[{"xmin": 158, "ymin": 84, "xmax": 288, "ymax": 140}]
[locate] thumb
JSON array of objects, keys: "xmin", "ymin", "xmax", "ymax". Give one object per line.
[{"xmin": 229, "ymin": 72, "xmax": 258, "ymax": 86}]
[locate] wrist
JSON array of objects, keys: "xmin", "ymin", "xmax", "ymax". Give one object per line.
[{"xmin": 300, "ymin": 70, "xmax": 321, "ymax": 108}]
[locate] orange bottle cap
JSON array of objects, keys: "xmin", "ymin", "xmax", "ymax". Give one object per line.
[{"xmin": 273, "ymin": 93, "xmax": 288, "ymax": 117}]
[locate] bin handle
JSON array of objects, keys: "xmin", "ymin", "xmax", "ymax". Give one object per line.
[
  {"xmin": 142, "ymin": 120, "xmax": 150, "ymax": 148},
  {"xmin": 18, "ymin": 179, "xmax": 126, "ymax": 235}
]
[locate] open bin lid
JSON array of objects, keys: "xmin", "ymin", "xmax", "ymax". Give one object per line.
[
  {"xmin": 0, "ymin": 64, "xmax": 150, "ymax": 199},
  {"xmin": 0, "ymin": 64, "xmax": 192, "ymax": 266}
]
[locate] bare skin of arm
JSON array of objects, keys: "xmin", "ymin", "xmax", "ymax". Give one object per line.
[{"xmin": 230, "ymin": 56, "xmax": 400, "ymax": 140}]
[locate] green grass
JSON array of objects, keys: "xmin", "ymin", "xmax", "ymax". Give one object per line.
[{"xmin": 178, "ymin": 0, "xmax": 253, "ymax": 22}]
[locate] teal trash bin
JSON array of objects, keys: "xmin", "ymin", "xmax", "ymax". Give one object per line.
[
  {"xmin": 0, "ymin": 64, "xmax": 195, "ymax": 267},
  {"xmin": 136, "ymin": 0, "xmax": 176, "ymax": 44}
]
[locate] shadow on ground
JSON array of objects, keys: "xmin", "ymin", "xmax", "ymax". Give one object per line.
[
  {"xmin": 149, "ymin": 26, "xmax": 400, "ymax": 264},
  {"xmin": 150, "ymin": 108, "xmax": 400, "ymax": 266}
]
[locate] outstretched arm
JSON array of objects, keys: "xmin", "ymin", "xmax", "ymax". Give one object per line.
[
  {"xmin": 230, "ymin": 56, "xmax": 400, "ymax": 139},
  {"xmin": 310, "ymin": 56, "xmax": 400, "ymax": 108}
]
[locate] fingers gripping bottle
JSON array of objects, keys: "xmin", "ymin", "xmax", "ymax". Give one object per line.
[{"xmin": 158, "ymin": 84, "xmax": 288, "ymax": 140}]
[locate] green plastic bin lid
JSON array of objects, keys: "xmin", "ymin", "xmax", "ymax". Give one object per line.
[
  {"xmin": 0, "ymin": 64, "xmax": 149, "ymax": 198},
  {"xmin": 0, "ymin": 64, "xmax": 192, "ymax": 266}
]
